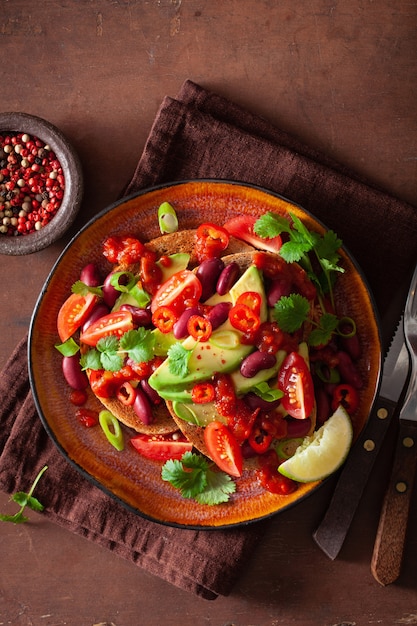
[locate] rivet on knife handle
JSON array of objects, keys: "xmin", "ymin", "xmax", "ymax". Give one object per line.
[
  {"xmin": 313, "ymin": 396, "xmax": 396, "ymax": 560},
  {"xmin": 371, "ymin": 420, "xmax": 417, "ymax": 585}
]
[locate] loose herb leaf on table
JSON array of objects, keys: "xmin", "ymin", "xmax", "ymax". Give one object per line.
[{"xmin": 0, "ymin": 465, "xmax": 48, "ymax": 524}]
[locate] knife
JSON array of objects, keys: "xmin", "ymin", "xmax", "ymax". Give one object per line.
[
  {"xmin": 313, "ymin": 313, "xmax": 410, "ymax": 560},
  {"xmin": 371, "ymin": 263, "xmax": 417, "ymax": 585}
]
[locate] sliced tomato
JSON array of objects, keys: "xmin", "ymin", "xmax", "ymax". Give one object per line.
[
  {"xmin": 204, "ymin": 421, "xmax": 243, "ymax": 477},
  {"xmin": 229, "ymin": 303, "xmax": 260, "ymax": 334},
  {"xmin": 130, "ymin": 432, "xmax": 192, "ymax": 461},
  {"xmin": 151, "ymin": 270, "xmax": 202, "ymax": 314},
  {"xmin": 278, "ymin": 351, "xmax": 314, "ymax": 420},
  {"xmin": 57, "ymin": 292, "xmax": 98, "ymax": 342},
  {"xmin": 80, "ymin": 310, "xmax": 133, "ymax": 346},
  {"xmin": 187, "ymin": 315, "xmax": 212, "ymax": 341},
  {"xmin": 224, "ymin": 215, "xmax": 282, "ymax": 254}
]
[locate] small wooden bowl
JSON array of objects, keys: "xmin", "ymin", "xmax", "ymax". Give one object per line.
[{"xmin": 0, "ymin": 112, "xmax": 83, "ymax": 255}]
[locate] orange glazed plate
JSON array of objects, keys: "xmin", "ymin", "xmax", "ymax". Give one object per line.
[{"xmin": 28, "ymin": 180, "xmax": 382, "ymax": 528}]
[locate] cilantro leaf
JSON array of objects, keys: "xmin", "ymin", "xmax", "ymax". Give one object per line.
[
  {"xmin": 80, "ymin": 348, "xmax": 102, "ymax": 371},
  {"xmin": 308, "ymin": 312, "xmax": 339, "ymax": 347},
  {"xmin": 0, "ymin": 466, "xmax": 47, "ymax": 525},
  {"xmin": 273, "ymin": 294, "xmax": 310, "ymax": 333},
  {"xmin": 278, "ymin": 238, "xmax": 312, "ymax": 264},
  {"xmin": 315, "ymin": 230, "xmax": 343, "ymax": 265},
  {"xmin": 161, "ymin": 452, "xmax": 236, "ymax": 505},
  {"xmin": 254, "ymin": 212, "xmax": 292, "ymax": 238},
  {"xmin": 96, "ymin": 336, "xmax": 123, "ymax": 372},
  {"xmin": 167, "ymin": 342, "xmax": 192, "ymax": 377},
  {"xmin": 71, "ymin": 280, "xmax": 103, "ymax": 298},
  {"xmin": 120, "ymin": 327, "xmax": 155, "ymax": 363}
]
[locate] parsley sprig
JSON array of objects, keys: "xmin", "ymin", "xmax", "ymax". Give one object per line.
[
  {"xmin": 255, "ymin": 212, "xmax": 349, "ymax": 346},
  {"xmin": 161, "ymin": 452, "xmax": 236, "ymax": 505},
  {"xmin": 72, "ymin": 280, "xmax": 103, "ymax": 298},
  {"xmin": 0, "ymin": 466, "xmax": 48, "ymax": 524},
  {"xmin": 166, "ymin": 342, "xmax": 193, "ymax": 377},
  {"xmin": 80, "ymin": 327, "xmax": 156, "ymax": 372}
]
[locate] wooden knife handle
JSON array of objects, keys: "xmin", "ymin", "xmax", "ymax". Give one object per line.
[
  {"xmin": 313, "ymin": 396, "xmax": 397, "ymax": 560},
  {"xmin": 371, "ymin": 420, "xmax": 417, "ymax": 585}
]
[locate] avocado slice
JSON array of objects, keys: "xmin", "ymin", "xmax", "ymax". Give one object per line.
[
  {"xmin": 157, "ymin": 253, "xmax": 190, "ymax": 283},
  {"xmin": 148, "ymin": 265, "xmax": 267, "ymax": 393},
  {"xmin": 172, "ymin": 400, "xmax": 226, "ymax": 426}
]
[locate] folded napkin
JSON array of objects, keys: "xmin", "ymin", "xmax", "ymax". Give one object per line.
[{"xmin": 1, "ymin": 80, "xmax": 417, "ymax": 600}]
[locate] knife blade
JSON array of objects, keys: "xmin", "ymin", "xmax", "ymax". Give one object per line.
[
  {"xmin": 371, "ymin": 263, "xmax": 417, "ymax": 585},
  {"xmin": 313, "ymin": 317, "xmax": 409, "ymax": 560}
]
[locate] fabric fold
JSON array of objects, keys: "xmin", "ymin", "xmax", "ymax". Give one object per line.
[{"xmin": 1, "ymin": 80, "xmax": 417, "ymax": 599}]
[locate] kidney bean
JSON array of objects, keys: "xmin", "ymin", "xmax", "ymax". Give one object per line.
[
  {"xmin": 244, "ymin": 392, "xmax": 281, "ymax": 411},
  {"xmin": 140, "ymin": 378, "xmax": 162, "ymax": 405},
  {"xmin": 173, "ymin": 306, "xmax": 200, "ymax": 339},
  {"xmin": 315, "ymin": 386, "xmax": 331, "ymax": 426},
  {"xmin": 82, "ymin": 303, "xmax": 110, "ymax": 332},
  {"xmin": 133, "ymin": 388, "xmax": 154, "ymax": 425},
  {"xmin": 80, "ymin": 263, "xmax": 101, "ymax": 287},
  {"xmin": 119, "ymin": 304, "xmax": 152, "ymax": 327},
  {"xmin": 267, "ymin": 276, "xmax": 293, "ymax": 307},
  {"xmin": 62, "ymin": 355, "xmax": 88, "ymax": 390},
  {"xmin": 102, "ymin": 272, "xmax": 120, "ymax": 307},
  {"xmin": 206, "ymin": 301, "xmax": 232, "ymax": 330},
  {"xmin": 337, "ymin": 350, "xmax": 363, "ymax": 389},
  {"xmin": 196, "ymin": 258, "xmax": 225, "ymax": 301},
  {"xmin": 340, "ymin": 333, "xmax": 362, "ymax": 361},
  {"xmin": 286, "ymin": 417, "xmax": 312, "ymax": 438},
  {"xmin": 240, "ymin": 351, "xmax": 277, "ymax": 378},
  {"xmin": 216, "ymin": 262, "xmax": 240, "ymax": 296}
]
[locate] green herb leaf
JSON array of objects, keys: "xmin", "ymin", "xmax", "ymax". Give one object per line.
[
  {"xmin": 0, "ymin": 466, "xmax": 47, "ymax": 525},
  {"xmin": 120, "ymin": 327, "xmax": 155, "ymax": 363},
  {"xmin": 273, "ymin": 294, "xmax": 310, "ymax": 333},
  {"xmin": 55, "ymin": 337, "xmax": 80, "ymax": 357},
  {"xmin": 71, "ymin": 280, "xmax": 103, "ymax": 298},
  {"xmin": 254, "ymin": 212, "xmax": 292, "ymax": 238},
  {"xmin": 167, "ymin": 342, "xmax": 192, "ymax": 377},
  {"xmin": 161, "ymin": 452, "xmax": 236, "ymax": 505},
  {"xmin": 80, "ymin": 348, "xmax": 102, "ymax": 371},
  {"xmin": 96, "ymin": 336, "xmax": 123, "ymax": 372},
  {"xmin": 308, "ymin": 312, "xmax": 339, "ymax": 347}
]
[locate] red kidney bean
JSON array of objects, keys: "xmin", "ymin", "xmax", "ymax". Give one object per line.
[
  {"xmin": 62, "ymin": 355, "xmax": 88, "ymax": 390},
  {"xmin": 216, "ymin": 262, "xmax": 240, "ymax": 296},
  {"xmin": 206, "ymin": 301, "xmax": 232, "ymax": 330},
  {"xmin": 244, "ymin": 392, "xmax": 281, "ymax": 411},
  {"xmin": 173, "ymin": 306, "xmax": 200, "ymax": 339},
  {"xmin": 140, "ymin": 379, "xmax": 162, "ymax": 405},
  {"xmin": 336, "ymin": 350, "xmax": 363, "ymax": 389},
  {"xmin": 267, "ymin": 276, "xmax": 293, "ymax": 307},
  {"xmin": 196, "ymin": 257, "xmax": 225, "ymax": 301},
  {"xmin": 286, "ymin": 417, "xmax": 312, "ymax": 438},
  {"xmin": 133, "ymin": 387, "xmax": 154, "ymax": 425},
  {"xmin": 80, "ymin": 263, "xmax": 101, "ymax": 287},
  {"xmin": 119, "ymin": 304, "xmax": 152, "ymax": 327},
  {"xmin": 240, "ymin": 351, "xmax": 277, "ymax": 378},
  {"xmin": 340, "ymin": 333, "xmax": 362, "ymax": 361},
  {"xmin": 241, "ymin": 440, "xmax": 258, "ymax": 459},
  {"xmin": 82, "ymin": 303, "xmax": 110, "ymax": 332},
  {"xmin": 102, "ymin": 271, "xmax": 120, "ymax": 307},
  {"xmin": 315, "ymin": 386, "xmax": 331, "ymax": 426}
]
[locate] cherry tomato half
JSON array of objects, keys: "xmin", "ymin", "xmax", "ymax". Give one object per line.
[
  {"xmin": 130, "ymin": 432, "xmax": 192, "ymax": 461},
  {"xmin": 194, "ymin": 223, "xmax": 230, "ymax": 262},
  {"xmin": 331, "ymin": 383, "xmax": 359, "ymax": 414},
  {"xmin": 204, "ymin": 421, "xmax": 243, "ymax": 477},
  {"xmin": 187, "ymin": 315, "xmax": 212, "ymax": 341},
  {"xmin": 229, "ymin": 303, "xmax": 260, "ymax": 334},
  {"xmin": 151, "ymin": 270, "xmax": 202, "ymax": 314},
  {"xmin": 57, "ymin": 292, "xmax": 98, "ymax": 342},
  {"xmin": 224, "ymin": 215, "xmax": 282, "ymax": 254},
  {"xmin": 80, "ymin": 310, "xmax": 134, "ymax": 347},
  {"xmin": 278, "ymin": 351, "xmax": 314, "ymax": 420}
]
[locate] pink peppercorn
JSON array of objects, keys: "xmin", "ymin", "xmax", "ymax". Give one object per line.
[{"xmin": 0, "ymin": 131, "xmax": 65, "ymax": 237}]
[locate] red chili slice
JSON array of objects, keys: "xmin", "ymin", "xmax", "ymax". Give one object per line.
[
  {"xmin": 152, "ymin": 305, "xmax": 178, "ymax": 334},
  {"xmin": 116, "ymin": 381, "xmax": 137, "ymax": 406},
  {"xmin": 229, "ymin": 303, "xmax": 260, "ymax": 334},
  {"xmin": 331, "ymin": 383, "xmax": 359, "ymax": 414},
  {"xmin": 187, "ymin": 315, "xmax": 212, "ymax": 341},
  {"xmin": 236, "ymin": 291, "xmax": 262, "ymax": 316},
  {"xmin": 191, "ymin": 382, "xmax": 215, "ymax": 404}
]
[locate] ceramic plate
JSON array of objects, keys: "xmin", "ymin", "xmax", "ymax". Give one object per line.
[{"xmin": 29, "ymin": 180, "xmax": 381, "ymax": 528}]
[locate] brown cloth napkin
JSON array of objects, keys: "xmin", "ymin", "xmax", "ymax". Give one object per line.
[{"xmin": 1, "ymin": 80, "xmax": 417, "ymax": 600}]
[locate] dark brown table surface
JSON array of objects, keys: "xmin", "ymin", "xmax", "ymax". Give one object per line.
[{"xmin": 1, "ymin": 2, "xmax": 417, "ymax": 625}]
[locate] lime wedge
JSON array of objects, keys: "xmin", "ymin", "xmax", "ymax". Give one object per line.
[{"xmin": 278, "ymin": 405, "xmax": 353, "ymax": 482}]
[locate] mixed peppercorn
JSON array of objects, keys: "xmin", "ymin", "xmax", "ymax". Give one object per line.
[{"xmin": 0, "ymin": 131, "xmax": 65, "ymax": 236}]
